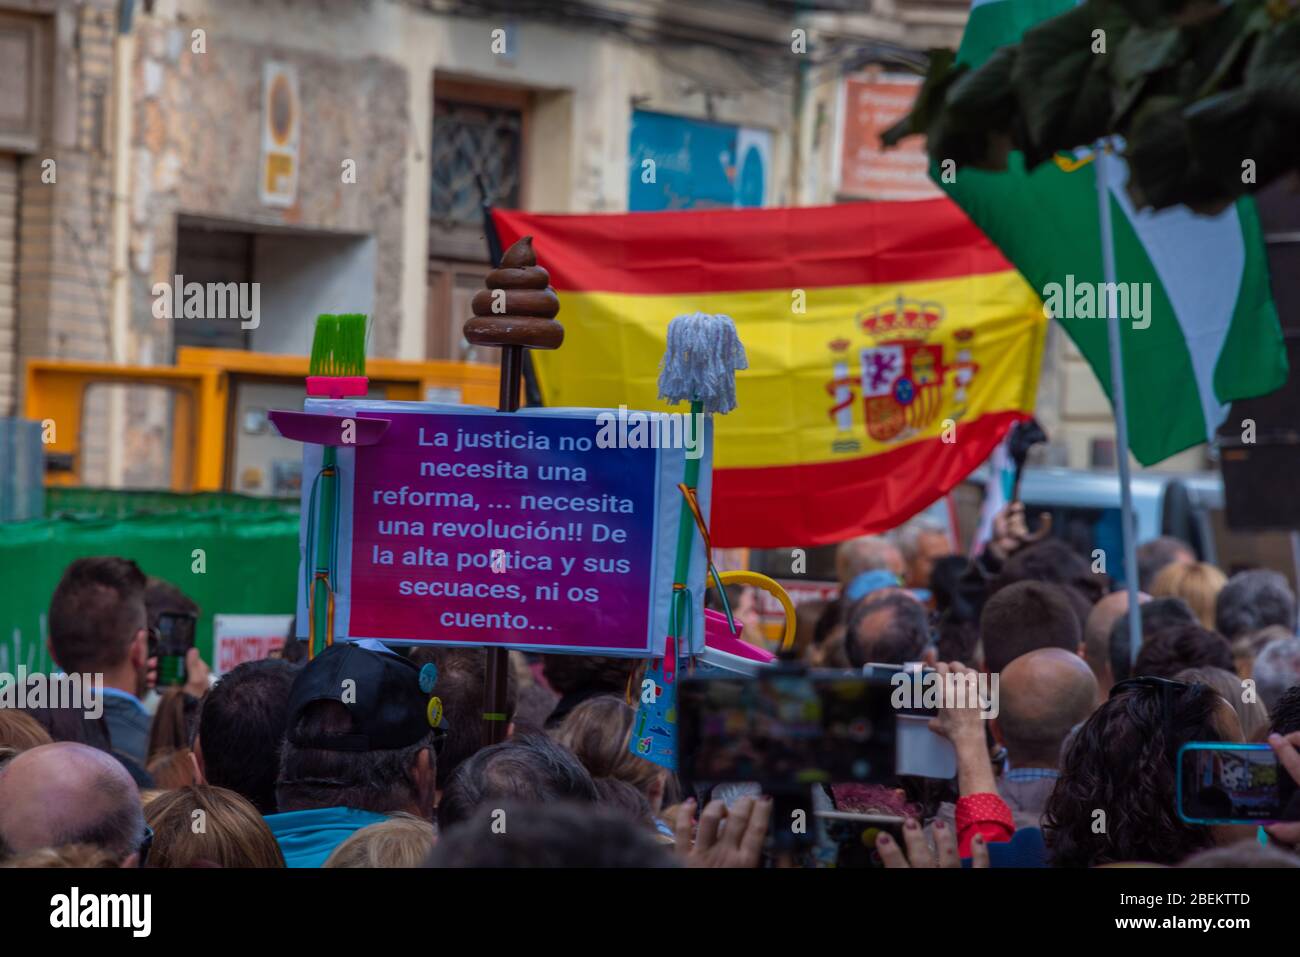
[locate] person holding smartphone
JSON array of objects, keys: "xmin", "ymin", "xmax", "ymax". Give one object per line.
[
  {"xmin": 144, "ymin": 578, "xmax": 212, "ymax": 699},
  {"xmin": 1262, "ymin": 731, "xmax": 1300, "ymax": 852},
  {"xmin": 876, "ymin": 660, "xmax": 1015, "ymax": 867},
  {"xmin": 45, "ymin": 558, "xmax": 158, "ymax": 769}
]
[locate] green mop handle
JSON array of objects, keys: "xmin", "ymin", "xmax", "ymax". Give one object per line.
[
  {"xmin": 311, "ymin": 445, "xmax": 338, "ymax": 657},
  {"xmin": 668, "ymin": 400, "xmax": 703, "ymax": 643}
]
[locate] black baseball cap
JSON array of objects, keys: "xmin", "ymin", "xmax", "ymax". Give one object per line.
[{"xmin": 286, "ymin": 640, "xmax": 445, "ymax": 752}]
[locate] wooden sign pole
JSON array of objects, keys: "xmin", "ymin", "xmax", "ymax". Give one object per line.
[{"xmin": 463, "ymin": 235, "xmax": 562, "ymax": 746}]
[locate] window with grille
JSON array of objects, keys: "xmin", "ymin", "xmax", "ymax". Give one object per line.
[{"xmin": 429, "ymin": 100, "xmax": 522, "ymax": 226}]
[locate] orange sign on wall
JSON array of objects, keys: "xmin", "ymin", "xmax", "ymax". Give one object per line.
[{"xmin": 838, "ymin": 72, "xmax": 941, "ymax": 201}]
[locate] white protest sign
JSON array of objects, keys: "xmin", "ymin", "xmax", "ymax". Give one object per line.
[{"xmin": 213, "ymin": 614, "xmax": 294, "ymax": 676}]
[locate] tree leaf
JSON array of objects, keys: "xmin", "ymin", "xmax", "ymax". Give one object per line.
[
  {"xmin": 1182, "ymin": 88, "xmax": 1264, "ymax": 196},
  {"xmin": 1012, "ymin": 1, "xmax": 1131, "ymax": 161},
  {"xmin": 1108, "ymin": 0, "xmax": 1203, "ymax": 27},
  {"xmin": 880, "ymin": 50, "xmax": 964, "ymax": 147},
  {"xmin": 1245, "ymin": 20, "xmax": 1300, "ymax": 124},
  {"xmin": 1113, "ymin": 24, "xmax": 1186, "ymax": 87},
  {"xmin": 1110, "ymin": 23, "xmax": 1187, "ymax": 127},
  {"xmin": 1191, "ymin": 1, "xmax": 1271, "ymax": 98},
  {"xmin": 1125, "ymin": 95, "xmax": 1237, "ymax": 210}
]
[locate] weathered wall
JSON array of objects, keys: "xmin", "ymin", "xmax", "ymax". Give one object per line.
[{"xmin": 128, "ymin": 15, "xmax": 409, "ymax": 359}]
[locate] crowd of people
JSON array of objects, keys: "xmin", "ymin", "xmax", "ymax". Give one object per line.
[{"xmin": 2, "ymin": 500, "xmax": 1300, "ymax": 869}]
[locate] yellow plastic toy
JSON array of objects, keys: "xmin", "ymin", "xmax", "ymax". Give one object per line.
[{"xmin": 718, "ymin": 569, "xmax": 796, "ymax": 653}]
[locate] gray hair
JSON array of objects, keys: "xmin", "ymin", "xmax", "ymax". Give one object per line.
[
  {"xmin": 1231, "ymin": 624, "xmax": 1291, "ymax": 667},
  {"xmin": 835, "ymin": 535, "xmax": 901, "ymax": 586},
  {"xmin": 1215, "ymin": 570, "xmax": 1297, "ymax": 639},
  {"xmin": 895, "ymin": 517, "xmax": 946, "ymax": 562},
  {"xmin": 276, "ymin": 700, "xmax": 436, "ymax": 815},
  {"xmin": 1254, "ymin": 636, "xmax": 1300, "ymax": 714},
  {"xmin": 59, "ymin": 798, "xmax": 145, "ymax": 862}
]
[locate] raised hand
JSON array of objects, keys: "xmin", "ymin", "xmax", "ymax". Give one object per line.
[
  {"xmin": 673, "ymin": 795, "xmax": 773, "ymax": 868},
  {"xmin": 878, "ymin": 818, "xmax": 989, "ymax": 868}
]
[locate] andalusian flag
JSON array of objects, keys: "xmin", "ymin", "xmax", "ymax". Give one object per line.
[
  {"xmin": 946, "ymin": 0, "xmax": 1287, "ymax": 465},
  {"xmin": 494, "ymin": 204, "xmax": 1046, "ymax": 547}
]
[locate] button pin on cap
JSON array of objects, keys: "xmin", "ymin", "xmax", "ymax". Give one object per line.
[{"xmin": 419, "ymin": 662, "xmax": 438, "ymax": 694}]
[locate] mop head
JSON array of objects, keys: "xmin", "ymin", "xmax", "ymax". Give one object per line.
[
  {"xmin": 657, "ymin": 312, "xmax": 748, "ymax": 413},
  {"xmin": 308, "ymin": 313, "xmax": 368, "ymax": 378}
]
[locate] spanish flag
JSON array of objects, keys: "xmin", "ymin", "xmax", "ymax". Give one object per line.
[{"xmin": 493, "ymin": 202, "xmax": 1046, "ymax": 548}]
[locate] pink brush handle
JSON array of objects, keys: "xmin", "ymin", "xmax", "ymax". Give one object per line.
[{"xmin": 306, "ymin": 376, "xmax": 369, "ymax": 399}]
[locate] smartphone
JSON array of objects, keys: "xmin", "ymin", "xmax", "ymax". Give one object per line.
[
  {"xmin": 862, "ymin": 663, "xmax": 959, "ymax": 779},
  {"xmin": 154, "ymin": 612, "xmax": 197, "ymax": 688},
  {"xmin": 816, "ymin": 810, "xmax": 907, "ymax": 868},
  {"xmin": 1177, "ymin": 742, "xmax": 1300, "ymax": 825},
  {"xmin": 676, "ymin": 667, "xmax": 955, "ymax": 792}
]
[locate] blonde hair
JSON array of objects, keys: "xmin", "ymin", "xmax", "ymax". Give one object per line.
[
  {"xmin": 323, "ymin": 812, "xmax": 436, "ymax": 868},
  {"xmin": 1175, "ymin": 666, "xmax": 1269, "ymax": 741},
  {"xmin": 145, "ymin": 785, "xmax": 285, "ymax": 868},
  {"xmin": 147, "ymin": 748, "xmax": 198, "ymax": 790},
  {"xmin": 1151, "ymin": 561, "xmax": 1227, "ymax": 630},
  {"xmin": 0, "ymin": 709, "xmax": 53, "ymax": 752},
  {"xmin": 550, "ymin": 695, "xmax": 663, "ymax": 798}
]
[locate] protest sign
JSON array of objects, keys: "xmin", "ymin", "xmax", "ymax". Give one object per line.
[
  {"xmin": 294, "ymin": 401, "xmax": 711, "ymax": 657},
  {"xmin": 213, "ymin": 614, "xmax": 294, "ymax": 675}
]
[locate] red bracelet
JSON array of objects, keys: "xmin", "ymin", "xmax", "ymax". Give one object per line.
[{"xmin": 955, "ymin": 792, "xmax": 1015, "ymax": 835}]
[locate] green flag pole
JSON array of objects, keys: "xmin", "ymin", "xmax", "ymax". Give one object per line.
[
  {"xmin": 304, "ymin": 313, "xmax": 369, "ymax": 659},
  {"xmin": 657, "ymin": 313, "xmax": 748, "ymax": 659},
  {"xmin": 1095, "ymin": 142, "xmax": 1142, "ymax": 668}
]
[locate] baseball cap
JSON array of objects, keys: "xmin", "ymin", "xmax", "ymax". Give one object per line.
[{"xmin": 286, "ymin": 640, "xmax": 446, "ymax": 752}]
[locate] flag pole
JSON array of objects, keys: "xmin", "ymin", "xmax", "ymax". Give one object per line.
[{"xmin": 1095, "ymin": 140, "xmax": 1142, "ymax": 668}]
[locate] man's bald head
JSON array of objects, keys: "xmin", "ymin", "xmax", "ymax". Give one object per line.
[
  {"xmin": 995, "ymin": 648, "xmax": 1098, "ymax": 768},
  {"xmin": 0, "ymin": 742, "xmax": 143, "ymax": 862}
]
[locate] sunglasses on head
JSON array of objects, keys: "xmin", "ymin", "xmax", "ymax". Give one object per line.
[
  {"xmin": 1110, "ymin": 675, "xmax": 1204, "ymax": 756},
  {"xmin": 137, "ymin": 824, "xmax": 154, "ymax": 867},
  {"xmin": 1110, "ymin": 674, "xmax": 1195, "ymax": 696}
]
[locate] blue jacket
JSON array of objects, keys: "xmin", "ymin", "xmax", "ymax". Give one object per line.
[
  {"xmin": 101, "ymin": 689, "xmax": 151, "ymax": 767},
  {"xmin": 264, "ymin": 807, "xmax": 390, "ymax": 868}
]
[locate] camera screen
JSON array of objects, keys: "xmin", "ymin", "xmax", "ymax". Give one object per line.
[
  {"xmin": 156, "ymin": 613, "xmax": 196, "ymax": 657},
  {"xmin": 1179, "ymin": 745, "xmax": 1288, "ymax": 822},
  {"xmin": 677, "ymin": 670, "xmax": 898, "ymax": 789}
]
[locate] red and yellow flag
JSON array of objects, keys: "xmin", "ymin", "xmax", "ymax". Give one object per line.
[{"xmin": 493, "ymin": 202, "xmax": 1045, "ymax": 548}]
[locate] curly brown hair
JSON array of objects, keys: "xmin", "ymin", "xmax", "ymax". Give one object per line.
[{"xmin": 1042, "ymin": 680, "xmax": 1231, "ymax": 867}]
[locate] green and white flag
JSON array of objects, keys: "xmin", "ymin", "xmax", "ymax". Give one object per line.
[{"xmin": 943, "ymin": 0, "xmax": 1288, "ymax": 465}]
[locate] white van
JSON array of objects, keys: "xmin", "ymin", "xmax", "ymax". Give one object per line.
[
  {"xmin": 963, "ymin": 467, "xmax": 1297, "ymax": 589},
  {"xmin": 747, "ymin": 466, "xmax": 1298, "ymax": 593}
]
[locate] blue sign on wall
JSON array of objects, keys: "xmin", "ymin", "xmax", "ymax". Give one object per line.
[{"xmin": 628, "ymin": 110, "xmax": 770, "ymax": 212}]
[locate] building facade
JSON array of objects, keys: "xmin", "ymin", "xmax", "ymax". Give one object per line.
[{"xmin": 4, "ymin": 0, "xmax": 1239, "ymax": 495}]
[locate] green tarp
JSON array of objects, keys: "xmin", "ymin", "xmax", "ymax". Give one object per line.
[{"xmin": 0, "ymin": 490, "xmax": 300, "ymax": 675}]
